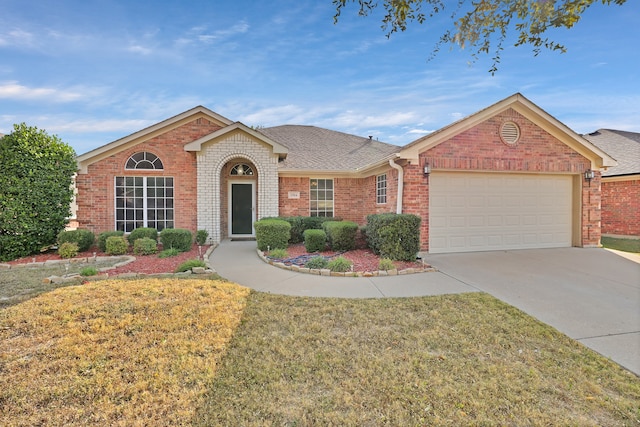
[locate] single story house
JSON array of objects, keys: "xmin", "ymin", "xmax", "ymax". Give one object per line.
[
  {"xmin": 75, "ymin": 93, "xmax": 616, "ymax": 254},
  {"xmin": 583, "ymin": 129, "xmax": 640, "ymax": 238}
]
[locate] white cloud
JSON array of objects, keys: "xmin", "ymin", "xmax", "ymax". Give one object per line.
[
  {"xmin": 127, "ymin": 44, "xmax": 153, "ymax": 55},
  {"xmin": 0, "ymin": 81, "xmax": 84, "ymax": 102},
  {"xmin": 0, "ymin": 29, "xmax": 36, "ymax": 47},
  {"xmin": 48, "ymin": 118, "xmax": 153, "ymax": 133}
]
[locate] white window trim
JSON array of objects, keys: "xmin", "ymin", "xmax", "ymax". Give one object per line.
[{"xmin": 309, "ymin": 178, "xmax": 334, "ymax": 217}]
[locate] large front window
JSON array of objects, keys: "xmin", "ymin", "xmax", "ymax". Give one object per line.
[
  {"xmin": 310, "ymin": 178, "xmax": 334, "ymax": 217},
  {"xmin": 115, "ymin": 176, "xmax": 174, "ymax": 232}
]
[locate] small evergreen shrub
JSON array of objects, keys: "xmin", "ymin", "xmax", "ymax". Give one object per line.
[
  {"xmin": 304, "ymin": 255, "xmax": 328, "ymax": 270},
  {"xmin": 255, "ymin": 219, "xmax": 291, "ymax": 251},
  {"xmin": 323, "ymin": 221, "xmax": 358, "ymax": 251},
  {"xmin": 327, "ymin": 256, "xmax": 352, "ymax": 272},
  {"xmin": 158, "ymin": 248, "xmax": 180, "ymax": 258},
  {"xmin": 97, "ymin": 230, "xmax": 124, "ymax": 252},
  {"xmin": 133, "ymin": 237, "xmax": 158, "ymax": 255},
  {"xmin": 160, "ymin": 228, "xmax": 193, "ymax": 252},
  {"xmin": 106, "ymin": 236, "xmax": 128, "ymax": 255},
  {"xmin": 80, "ymin": 266, "xmax": 98, "ymax": 276},
  {"xmin": 268, "ymin": 248, "xmax": 289, "ymax": 259},
  {"xmin": 378, "ymin": 258, "xmax": 396, "ymax": 271},
  {"xmin": 175, "ymin": 259, "xmax": 206, "ymax": 273},
  {"xmin": 366, "ymin": 213, "xmax": 421, "ymax": 261},
  {"xmin": 127, "ymin": 227, "xmax": 158, "ymax": 245},
  {"xmin": 57, "ymin": 229, "xmax": 95, "ymax": 252},
  {"xmin": 303, "ymin": 229, "xmax": 327, "ymax": 253},
  {"xmin": 196, "ymin": 229, "xmax": 209, "ymax": 245},
  {"xmin": 58, "ymin": 242, "xmax": 79, "ymax": 259}
]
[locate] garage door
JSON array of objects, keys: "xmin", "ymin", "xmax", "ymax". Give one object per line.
[{"xmin": 429, "ymin": 172, "xmax": 572, "ymax": 253}]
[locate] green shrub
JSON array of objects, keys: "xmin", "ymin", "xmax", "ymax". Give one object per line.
[
  {"xmin": 0, "ymin": 123, "xmax": 77, "ymax": 262},
  {"xmin": 58, "ymin": 242, "xmax": 79, "ymax": 259},
  {"xmin": 80, "ymin": 266, "xmax": 98, "ymax": 276},
  {"xmin": 158, "ymin": 248, "xmax": 180, "ymax": 258},
  {"xmin": 323, "ymin": 221, "xmax": 358, "ymax": 251},
  {"xmin": 105, "ymin": 236, "xmax": 128, "ymax": 256},
  {"xmin": 133, "ymin": 237, "xmax": 158, "ymax": 255},
  {"xmin": 160, "ymin": 228, "xmax": 193, "ymax": 252},
  {"xmin": 366, "ymin": 213, "xmax": 421, "ymax": 261},
  {"xmin": 304, "ymin": 255, "xmax": 328, "ymax": 270},
  {"xmin": 268, "ymin": 248, "xmax": 289, "ymax": 259},
  {"xmin": 327, "ymin": 256, "xmax": 352, "ymax": 272},
  {"xmin": 57, "ymin": 229, "xmax": 95, "ymax": 252},
  {"xmin": 378, "ymin": 258, "xmax": 396, "ymax": 271},
  {"xmin": 97, "ymin": 230, "xmax": 124, "ymax": 252},
  {"xmin": 196, "ymin": 229, "xmax": 209, "ymax": 246},
  {"xmin": 127, "ymin": 227, "xmax": 158, "ymax": 245},
  {"xmin": 303, "ymin": 229, "xmax": 327, "ymax": 253},
  {"xmin": 175, "ymin": 259, "xmax": 206, "ymax": 273},
  {"xmin": 255, "ymin": 219, "xmax": 291, "ymax": 251}
]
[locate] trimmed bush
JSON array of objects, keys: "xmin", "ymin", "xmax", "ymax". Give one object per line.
[
  {"xmin": 160, "ymin": 228, "xmax": 193, "ymax": 252},
  {"xmin": 158, "ymin": 248, "xmax": 180, "ymax": 258},
  {"xmin": 105, "ymin": 236, "xmax": 128, "ymax": 256},
  {"xmin": 303, "ymin": 229, "xmax": 327, "ymax": 253},
  {"xmin": 327, "ymin": 256, "xmax": 352, "ymax": 272},
  {"xmin": 175, "ymin": 259, "xmax": 206, "ymax": 273},
  {"xmin": 58, "ymin": 242, "xmax": 79, "ymax": 259},
  {"xmin": 268, "ymin": 248, "xmax": 288, "ymax": 259},
  {"xmin": 133, "ymin": 237, "xmax": 158, "ymax": 255},
  {"xmin": 80, "ymin": 266, "xmax": 98, "ymax": 276},
  {"xmin": 367, "ymin": 213, "xmax": 421, "ymax": 261},
  {"xmin": 57, "ymin": 229, "xmax": 95, "ymax": 252},
  {"xmin": 378, "ymin": 258, "xmax": 396, "ymax": 271},
  {"xmin": 196, "ymin": 229, "xmax": 209, "ymax": 246},
  {"xmin": 97, "ymin": 230, "xmax": 124, "ymax": 252},
  {"xmin": 323, "ymin": 221, "xmax": 358, "ymax": 251},
  {"xmin": 127, "ymin": 227, "xmax": 158, "ymax": 245},
  {"xmin": 255, "ymin": 219, "xmax": 291, "ymax": 251},
  {"xmin": 304, "ymin": 255, "xmax": 328, "ymax": 270}
]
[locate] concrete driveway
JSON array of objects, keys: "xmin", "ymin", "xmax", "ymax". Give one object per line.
[{"xmin": 426, "ymin": 248, "xmax": 640, "ymax": 376}]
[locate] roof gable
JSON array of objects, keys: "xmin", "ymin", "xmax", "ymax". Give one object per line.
[
  {"xmin": 77, "ymin": 106, "xmax": 233, "ymax": 173},
  {"xmin": 398, "ymin": 93, "xmax": 616, "ymax": 170},
  {"xmin": 183, "ymin": 122, "xmax": 288, "ymax": 157}
]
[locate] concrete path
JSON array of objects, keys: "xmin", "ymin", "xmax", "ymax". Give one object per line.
[{"xmin": 209, "ymin": 241, "xmax": 640, "ymax": 375}]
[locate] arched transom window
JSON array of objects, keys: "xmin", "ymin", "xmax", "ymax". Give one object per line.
[
  {"xmin": 230, "ymin": 163, "xmax": 254, "ymax": 176},
  {"xmin": 126, "ymin": 152, "xmax": 164, "ymax": 170}
]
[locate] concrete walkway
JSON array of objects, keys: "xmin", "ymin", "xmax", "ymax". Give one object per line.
[{"xmin": 209, "ymin": 241, "xmax": 640, "ymax": 375}]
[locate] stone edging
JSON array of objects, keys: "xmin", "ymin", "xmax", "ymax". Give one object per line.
[
  {"xmin": 256, "ymin": 249, "xmax": 437, "ymax": 277},
  {"xmin": 0, "ymin": 245, "xmax": 219, "ymax": 284}
]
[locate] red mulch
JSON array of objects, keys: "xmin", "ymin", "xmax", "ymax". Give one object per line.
[
  {"xmin": 267, "ymin": 243, "xmax": 426, "ymax": 273},
  {"xmin": 7, "ymin": 245, "xmax": 210, "ymax": 275}
]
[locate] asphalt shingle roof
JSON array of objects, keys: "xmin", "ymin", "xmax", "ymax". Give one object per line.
[
  {"xmin": 259, "ymin": 125, "xmax": 401, "ymax": 172},
  {"xmin": 583, "ymin": 129, "xmax": 640, "ymax": 176}
]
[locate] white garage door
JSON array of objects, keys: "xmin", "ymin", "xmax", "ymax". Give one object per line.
[{"xmin": 429, "ymin": 172, "xmax": 572, "ymax": 254}]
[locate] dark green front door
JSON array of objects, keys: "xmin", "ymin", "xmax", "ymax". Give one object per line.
[{"xmin": 231, "ymin": 183, "xmax": 253, "ymax": 235}]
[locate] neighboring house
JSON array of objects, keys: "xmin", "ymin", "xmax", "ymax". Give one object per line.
[
  {"xmin": 583, "ymin": 130, "xmax": 640, "ymax": 238},
  {"xmin": 75, "ymin": 93, "xmax": 616, "ymax": 254}
]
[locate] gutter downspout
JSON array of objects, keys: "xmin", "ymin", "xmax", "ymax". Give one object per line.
[{"xmin": 389, "ymin": 157, "xmax": 403, "ymax": 214}]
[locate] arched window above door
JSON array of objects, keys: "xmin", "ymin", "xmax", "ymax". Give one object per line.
[
  {"xmin": 230, "ymin": 163, "xmax": 254, "ymax": 176},
  {"xmin": 125, "ymin": 152, "xmax": 164, "ymax": 170}
]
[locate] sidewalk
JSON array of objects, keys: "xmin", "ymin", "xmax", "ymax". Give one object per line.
[{"xmin": 208, "ymin": 240, "xmax": 477, "ymax": 298}]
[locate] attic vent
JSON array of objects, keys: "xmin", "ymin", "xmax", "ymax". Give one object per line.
[{"xmin": 500, "ymin": 121, "xmax": 520, "ymax": 145}]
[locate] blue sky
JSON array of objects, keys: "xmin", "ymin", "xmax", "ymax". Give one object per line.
[{"xmin": 1, "ymin": 0, "xmax": 638, "ymax": 154}]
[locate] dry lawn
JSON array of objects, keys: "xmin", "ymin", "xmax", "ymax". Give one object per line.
[
  {"xmin": 195, "ymin": 292, "xmax": 640, "ymax": 426},
  {"xmin": 0, "ymin": 278, "xmax": 250, "ymax": 426}
]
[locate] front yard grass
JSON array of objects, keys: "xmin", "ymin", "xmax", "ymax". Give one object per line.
[
  {"xmin": 601, "ymin": 236, "xmax": 640, "ymax": 253},
  {"xmin": 195, "ymin": 292, "xmax": 640, "ymax": 426},
  {"xmin": 1, "ymin": 279, "xmax": 638, "ymax": 425}
]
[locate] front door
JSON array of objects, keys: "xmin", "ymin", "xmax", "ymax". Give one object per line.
[{"xmin": 230, "ymin": 182, "xmax": 255, "ymax": 236}]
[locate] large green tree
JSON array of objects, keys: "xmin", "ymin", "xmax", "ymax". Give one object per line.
[
  {"xmin": 0, "ymin": 124, "xmax": 77, "ymax": 261},
  {"xmin": 333, "ymin": 0, "xmax": 627, "ymax": 73}
]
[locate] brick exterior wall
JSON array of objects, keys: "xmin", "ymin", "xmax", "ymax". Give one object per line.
[
  {"xmin": 76, "ymin": 118, "xmax": 222, "ymax": 235},
  {"xmin": 402, "ymin": 109, "xmax": 596, "ymax": 251},
  {"xmin": 601, "ymin": 178, "xmax": 640, "ymax": 237}
]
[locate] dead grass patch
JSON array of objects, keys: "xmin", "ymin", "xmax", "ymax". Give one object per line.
[
  {"xmin": 0, "ymin": 278, "xmax": 249, "ymax": 426},
  {"xmin": 195, "ymin": 292, "xmax": 640, "ymax": 426}
]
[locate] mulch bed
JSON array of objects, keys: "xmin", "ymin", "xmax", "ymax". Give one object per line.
[
  {"xmin": 266, "ymin": 243, "xmax": 427, "ymax": 272},
  {"xmin": 6, "ymin": 244, "xmax": 210, "ymax": 275}
]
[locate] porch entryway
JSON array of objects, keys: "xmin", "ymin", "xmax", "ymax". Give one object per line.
[{"xmin": 229, "ymin": 181, "xmax": 255, "ymax": 237}]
